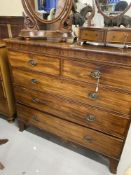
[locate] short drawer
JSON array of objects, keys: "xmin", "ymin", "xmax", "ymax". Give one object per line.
[
  {"xmin": 12, "ymin": 69, "xmax": 131, "ymax": 115},
  {"xmin": 0, "ymin": 81, "xmax": 6, "ymax": 98},
  {"xmin": 64, "ymin": 59, "xmax": 131, "ymax": 91},
  {"xmin": 79, "ymin": 28, "xmax": 105, "ymax": 42},
  {"xmin": 9, "ymin": 51, "xmax": 60, "ymax": 76},
  {"xmin": 17, "ymin": 104, "xmax": 123, "ymax": 159},
  {"xmin": 15, "ymin": 86, "xmax": 130, "ymax": 138}
]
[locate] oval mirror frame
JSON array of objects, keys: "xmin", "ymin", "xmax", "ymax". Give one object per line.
[
  {"xmin": 95, "ymin": 0, "xmax": 131, "ymax": 19},
  {"xmin": 22, "ymin": 0, "xmax": 73, "ymax": 24}
]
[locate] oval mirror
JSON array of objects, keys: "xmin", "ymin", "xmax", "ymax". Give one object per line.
[
  {"xmin": 95, "ymin": 0, "xmax": 131, "ymax": 19},
  {"xmin": 72, "ymin": 0, "xmax": 95, "ymax": 27},
  {"xmin": 23, "ymin": 0, "xmax": 72, "ymax": 24}
]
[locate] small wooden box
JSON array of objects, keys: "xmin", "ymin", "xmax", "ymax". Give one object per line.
[
  {"xmin": 78, "ymin": 27, "xmax": 106, "ymax": 44},
  {"xmin": 78, "ymin": 27, "xmax": 131, "ymax": 46}
]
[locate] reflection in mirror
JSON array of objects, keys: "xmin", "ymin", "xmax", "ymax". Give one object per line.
[
  {"xmin": 98, "ymin": 0, "xmax": 130, "ymax": 16},
  {"xmin": 71, "ymin": 0, "xmax": 94, "ymax": 27},
  {"xmin": 70, "ymin": 0, "xmax": 95, "ymax": 38},
  {"xmin": 30, "ymin": 0, "xmax": 66, "ymax": 20},
  {"xmin": 70, "ymin": 0, "xmax": 131, "ymax": 28},
  {"xmin": 95, "ymin": 0, "xmax": 131, "ymax": 27}
]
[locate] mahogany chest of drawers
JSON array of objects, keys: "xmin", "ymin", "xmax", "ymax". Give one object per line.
[
  {"xmin": 0, "ymin": 43, "xmax": 15, "ymax": 121},
  {"xmin": 5, "ymin": 38, "xmax": 131, "ymax": 174}
]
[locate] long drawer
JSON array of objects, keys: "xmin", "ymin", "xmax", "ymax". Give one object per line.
[
  {"xmin": 9, "ymin": 51, "xmax": 60, "ymax": 76},
  {"xmin": 0, "ymin": 81, "xmax": 5, "ymax": 98},
  {"xmin": 63, "ymin": 59, "xmax": 131, "ymax": 91},
  {"xmin": 17, "ymin": 104, "xmax": 124, "ymax": 159},
  {"xmin": 14, "ymin": 86, "xmax": 129, "ymax": 138},
  {"xmin": 12, "ymin": 69, "xmax": 131, "ymax": 115}
]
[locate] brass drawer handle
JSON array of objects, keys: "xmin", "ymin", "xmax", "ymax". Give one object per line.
[
  {"xmin": 28, "ymin": 59, "xmax": 37, "ymax": 66},
  {"xmin": 32, "ymin": 98, "xmax": 40, "ymax": 103},
  {"xmin": 88, "ymin": 92, "xmax": 98, "ymax": 100},
  {"xmin": 90, "ymin": 70, "xmax": 101, "ymax": 79},
  {"xmin": 84, "ymin": 136, "xmax": 93, "ymax": 143},
  {"xmin": 32, "ymin": 116, "xmax": 40, "ymax": 122},
  {"xmin": 31, "ymin": 79, "xmax": 39, "ymax": 84},
  {"xmin": 86, "ymin": 115, "xmax": 96, "ymax": 122}
]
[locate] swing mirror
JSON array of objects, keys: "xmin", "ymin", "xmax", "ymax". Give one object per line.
[
  {"xmin": 95, "ymin": 0, "xmax": 131, "ymax": 20},
  {"xmin": 26, "ymin": 0, "xmax": 68, "ymax": 22},
  {"xmin": 21, "ymin": 0, "xmax": 72, "ymax": 27}
]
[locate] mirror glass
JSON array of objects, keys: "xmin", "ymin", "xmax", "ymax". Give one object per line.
[
  {"xmin": 97, "ymin": 0, "xmax": 130, "ymax": 16},
  {"xmin": 29, "ymin": 0, "xmax": 67, "ymax": 20},
  {"xmin": 72, "ymin": 0, "xmax": 131, "ymax": 28},
  {"xmin": 71, "ymin": 0, "xmax": 94, "ymax": 27},
  {"xmin": 95, "ymin": 0, "xmax": 131, "ymax": 27}
]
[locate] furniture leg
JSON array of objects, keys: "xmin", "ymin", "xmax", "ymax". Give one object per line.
[
  {"xmin": 109, "ymin": 158, "xmax": 119, "ymax": 174},
  {"xmin": 19, "ymin": 120, "xmax": 26, "ymax": 132}
]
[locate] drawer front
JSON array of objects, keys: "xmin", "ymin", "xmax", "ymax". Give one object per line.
[
  {"xmin": 79, "ymin": 29, "xmax": 104, "ymax": 42},
  {"xmin": 9, "ymin": 51, "xmax": 60, "ymax": 75},
  {"xmin": 0, "ymin": 99, "xmax": 9, "ymax": 115},
  {"xmin": 12, "ymin": 69, "xmax": 131, "ymax": 115},
  {"xmin": 17, "ymin": 104, "xmax": 123, "ymax": 159},
  {"xmin": 64, "ymin": 59, "xmax": 131, "ymax": 91},
  {"xmin": 106, "ymin": 30, "xmax": 131, "ymax": 44},
  {"xmin": 0, "ymin": 81, "xmax": 6, "ymax": 98},
  {"xmin": 15, "ymin": 86, "xmax": 130, "ymax": 138}
]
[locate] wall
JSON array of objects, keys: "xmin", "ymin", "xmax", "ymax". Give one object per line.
[{"xmin": 0, "ymin": 0, "xmax": 24, "ymax": 16}]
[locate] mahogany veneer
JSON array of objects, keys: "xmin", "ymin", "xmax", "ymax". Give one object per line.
[
  {"xmin": 5, "ymin": 38, "xmax": 131, "ymax": 174},
  {"xmin": 0, "ymin": 44, "xmax": 15, "ymax": 121}
]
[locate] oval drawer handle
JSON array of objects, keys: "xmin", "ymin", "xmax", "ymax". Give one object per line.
[
  {"xmin": 32, "ymin": 98, "xmax": 40, "ymax": 103},
  {"xmin": 32, "ymin": 116, "xmax": 40, "ymax": 122},
  {"xmin": 90, "ymin": 70, "xmax": 101, "ymax": 79},
  {"xmin": 31, "ymin": 79, "xmax": 39, "ymax": 84},
  {"xmin": 84, "ymin": 136, "xmax": 93, "ymax": 143},
  {"xmin": 88, "ymin": 92, "xmax": 98, "ymax": 100},
  {"xmin": 28, "ymin": 59, "xmax": 37, "ymax": 66},
  {"xmin": 86, "ymin": 115, "xmax": 96, "ymax": 122}
]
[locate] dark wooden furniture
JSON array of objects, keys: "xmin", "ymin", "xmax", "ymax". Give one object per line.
[
  {"xmin": 0, "ymin": 43, "xmax": 15, "ymax": 122},
  {"xmin": 5, "ymin": 38, "xmax": 131, "ymax": 174},
  {"xmin": 0, "ymin": 16, "xmax": 24, "ymax": 39}
]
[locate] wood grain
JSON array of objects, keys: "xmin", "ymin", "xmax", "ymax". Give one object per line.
[
  {"xmin": 0, "ymin": 81, "xmax": 5, "ymax": 98},
  {"xmin": 5, "ymin": 38, "xmax": 131, "ymax": 174},
  {"xmin": 9, "ymin": 51, "xmax": 60, "ymax": 76},
  {"xmin": 17, "ymin": 104, "xmax": 124, "ymax": 159},
  {"xmin": 12, "ymin": 69, "xmax": 131, "ymax": 115},
  {"xmin": 64, "ymin": 59, "xmax": 131, "ymax": 91},
  {"xmin": 0, "ymin": 99, "xmax": 9, "ymax": 116},
  {"xmin": 0, "ymin": 68, "xmax": 2, "ymax": 80},
  {"xmin": 0, "ymin": 46, "xmax": 15, "ymax": 121},
  {"xmin": 14, "ymin": 86, "xmax": 129, "ymax": 139}
]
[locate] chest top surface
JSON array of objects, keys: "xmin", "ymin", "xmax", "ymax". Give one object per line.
[{"xmin": 4, "ymin": 38, "xmax": 131, "ymax": 56}]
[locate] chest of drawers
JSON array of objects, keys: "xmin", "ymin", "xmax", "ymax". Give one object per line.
[
  {"xmin": 5, "ymin": 38, "xmax": 131, "ymax": 174},
  {"xmin": 0, "ymin": 44, "xmax": 15, "ymax": 122}
]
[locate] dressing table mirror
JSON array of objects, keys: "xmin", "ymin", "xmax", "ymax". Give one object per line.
[
  {"xmin": 78, "ymin": 0, "xmax": 131, "ymax": 46},
  {"xmin": 20, "ymin": 0, "xmax": 73, "ymax": 41}
]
